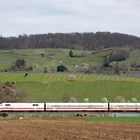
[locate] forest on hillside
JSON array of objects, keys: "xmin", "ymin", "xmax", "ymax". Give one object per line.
[{"xmin": 0, "ymin": 32, "xmax": 140, "ymax": 50}]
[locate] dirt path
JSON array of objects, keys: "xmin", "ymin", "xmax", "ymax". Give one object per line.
[{"xmin": 0, "ymin": 119, "xmax": 140, "ymax": 140}]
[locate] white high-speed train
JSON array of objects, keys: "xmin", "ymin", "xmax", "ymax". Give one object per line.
[{"xmin": 0, "ymin": 103, "xmax": 140, "ymax": 112}]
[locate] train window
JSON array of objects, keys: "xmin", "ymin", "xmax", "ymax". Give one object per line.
[
  {"xmin": 5, "ymin": 104, "xmax": 10, "ymax": 106},
  {"xmin": 33, "ymin": 104, "xmax": 38, "ymax": 106},
  {"xmin": 127, "ymin": 105, "xmax": 135, "ymax": 107},
  {"xmin": 51, "ymin": 105, "xmax": 60, "ymax": 107}
]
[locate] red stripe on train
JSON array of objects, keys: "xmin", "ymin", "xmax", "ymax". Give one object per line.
[{"xmin": 110, "ymin": 108, "xmax": 136, "ymax": 110}]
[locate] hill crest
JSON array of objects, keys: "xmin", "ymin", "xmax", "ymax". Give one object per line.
[{"xmin": 0, "ymin": 32, "xmax": 140, "ymax": 50}]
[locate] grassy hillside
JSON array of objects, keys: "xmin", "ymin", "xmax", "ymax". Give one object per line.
[
  {"xmin": 0, "ymin": 48, "xmax": 107, "ymax": 70},
  {"xmin": 0, "ymin": 73, "xmax": 140, "ymax": 102},
  {"xmin": 0, "ymin": 48, "xmax": 140, "ymax": 73},
  {"xmin": 120, "ymin": 49, "xmax": 140, "ymax": 66}
]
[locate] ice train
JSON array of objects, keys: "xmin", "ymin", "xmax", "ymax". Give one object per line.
[{"xmin": 0, "ymin": 103, "xmax": 140, "ymax": 112}]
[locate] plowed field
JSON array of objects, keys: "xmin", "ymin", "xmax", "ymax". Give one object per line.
[{"xmin": 0, "ymin": 119, "xmax": 140, "ymax": 140}]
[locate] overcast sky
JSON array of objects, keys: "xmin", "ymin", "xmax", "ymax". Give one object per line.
[{"xmin": 0, "ymin": 0, "xmax": 140, "ymax": 37}]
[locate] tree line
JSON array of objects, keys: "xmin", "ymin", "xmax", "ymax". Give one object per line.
[{"xmin": 0, "ymin": 32, "xmax": 140, "ymax": 50}]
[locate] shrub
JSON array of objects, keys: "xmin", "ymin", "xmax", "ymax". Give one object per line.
[
  {"xmin": 44, "ymin": 67, "xmax": 48, "ymax": 73},
  {"xmin": 32, "ymin": 63, "xmax": 38, "ymax": 71},
  {"xmin": 101, "ymin": 97, "xmax": 108, "ymax": 103},
  {"xmin": 79, "ymin": 63, "xmax": 89, "ymax": 73},
  {"xmin": 131, "ymin": 98, "xmax": 137, "ymax": 102},
  {"xmin": 114, "ymin": 62, "xmax": 120, "ymax": 75},
  {"xmin": 0, "ymin": 82, "xmax": 26, "ymax": 102},
  {"xmin": 83, "ymin": 98, "xmax": 89, "ymax": 102},
  {"xmin": 41, "ymin": 53, "xmax": 45, "ymax": 58},
  {"xmin": 57, "ymin": 65, "xmax": 67, "ymax": 72},
  {"xmin": 104, "ymin": 48, "xmax": 130, "ymax": 65},
  {"xmin": 69, "ymin": 50, "xmax": 74, "ymax": 57},
  {"xmin": 5, "ymin": 81, "xmax": 11, "ymax": 87},
  {"xmin": 70, "ymin": 97, "xmax": 77, "ymax": 103},
  {"xmin": 114, "ymin": 96, "xmax": 125, "ymax": 103},
  {"xmin": 27, "ymin": 66, "xmax": 33, "ymax": 71},
  {"xmin": 68, "ymin": 73, "xmax": 77, "ymax": 81},
  {"xmin": 11, "ymin": 58, "xmax": 26, "ymax": 71},
  {"xmin": 16, "ymin": 59, "xmax": 26, "ymax": 68}
]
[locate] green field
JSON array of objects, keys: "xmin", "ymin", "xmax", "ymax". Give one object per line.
[
  {"xmin": 0, "ymin": 73, "xmax": 140, "ymax": 102},
  {"xmin": 0, "ymin": 48, "xmax": 140, "ymax": 102},
  {"xmin": 83, "ymin": 117, "xmax": 140, "ymax": 123}
]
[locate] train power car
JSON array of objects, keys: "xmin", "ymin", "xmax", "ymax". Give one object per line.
[{"xmin": 0, "ymin": 103, "xmax": 44, "ymax": 112}]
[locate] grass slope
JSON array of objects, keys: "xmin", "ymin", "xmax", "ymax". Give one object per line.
[
  {"xmin": 0, "ymin": 73, "xmax": 140, "ymax": 102},
  {"xmin": 0, "ymin": 48, "xmax": 107, "ymax": 70},
  {"xmin": 0, "ymin": 48, "xmax": 140, "ymax": 71}
]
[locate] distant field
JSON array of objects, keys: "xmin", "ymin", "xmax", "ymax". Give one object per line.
[
  {"xmin": 0, "ymin": 73, "xmax": 140, "ymax": 102},
  {"xmin": 0, "ymin": 48, "xmax": 139, "ymax": 71},
  {"xmin": 83, "ymin": 117, "xmax": 140, "ymax": 123}
]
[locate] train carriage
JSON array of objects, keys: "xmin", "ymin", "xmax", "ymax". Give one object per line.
[
  {"xmin": 109, "ymin": 103, "xmax": 137, "ymax": 112},
  {"xmin": 136, "ymin": 103, "xmax": 140, "ymax": 111},
  {"xmin": 46, "ymin": 103, "xmax": 108, "ymax": 111}
]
